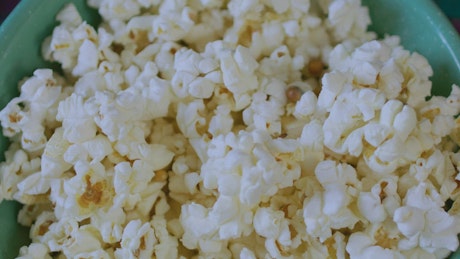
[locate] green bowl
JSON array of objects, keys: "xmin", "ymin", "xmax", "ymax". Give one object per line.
[{"xmin": 0, "ymin": 0, "xmax": 459, "ymax": 258}]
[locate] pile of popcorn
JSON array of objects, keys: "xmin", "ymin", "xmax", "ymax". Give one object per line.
[{"xmin": 2, "ymin": 0, "xmax": 460, "ymax": 258}]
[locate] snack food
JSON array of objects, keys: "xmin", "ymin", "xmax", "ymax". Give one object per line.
[{"xmin": 1, "ymin": 0, "xmax": 460, "ymax": 258}]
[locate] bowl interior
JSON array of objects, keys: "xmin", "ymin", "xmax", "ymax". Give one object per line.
[{"xmin": 0, "ymin": 0, "xmax": 459, "ymax": 258}]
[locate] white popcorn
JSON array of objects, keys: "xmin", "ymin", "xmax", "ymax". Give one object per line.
[
  {"xmin": 61, "ymin": 161, "xmax": 114, "ymax": 220},
  {"xmin": 60, "ymin": 225, "xmax": 104, "ymax": 258},
  {"xmin": 362, "ymin": 122, "xmax": 392, "ymax": 147},
  {"xmin": 72, "ymin": 39, "xmax": 99, "ymax": 76},
  {"xmin": 242, "ymin": 80, "xmax": 286, "ymax": 135},
  {"xmin": 57, "ymin": 94, "xmax": 97, "ymax": 143},
  {"xmin": 45, "ymin": 13, "xmax": 99, "ymax": 72},
  {"xmin": 81, "ymin": 134, "xmax": 113, "ymax": 162},
  {"xmin": 0, "ymin": 69, "xmax": 65, "ymax": 152},
  {"xmin": 303, "ymin": 161, "xmax": 360, "ymax": 241},
  {"xmin": 256, "ymin": 22, "xmax": 286, "ymax": 57},
  {"xmin": 0, "ymin": 145, "xmax": 37, "ymax": 200},
  {"xmin": 208, "ymin": 105, "xmax": 234, "ymax": 136},
  {"xmin": 393, "ymin": 206, "xmax": 425, "ymax": 238},
  {"xmin": 327, "ymin": 0, "xmax": 371, "ymax": 42},
  {"xmin": 0, "ymin": 97, "xmax": 25, "ymax": 138},
  {"xmin": 138, "ymin": 144, "xmax": 175, "ymax": 170},
  {"xmin": 114, "ymin": 220, "xmax": 157, "ymax": 259},
  {"xmin": 364, "ymin": 137, "xmax": 405, "ymax": 175},
  {"xmin": 40, "ymin": 128, "xmax": 71, "ymax": 179},
  {"xmin": 220, "ymin": 46, "xmax": 258, "ymax": 110},
  {"xmin": 176, "ymin": 100, "xmax": 207, "ymax": 138},
  {"xmin": 172, "ymin": 49, "xmax": 220, "ymax": 99},
  {"xmin": 17, "ymin": 243, "xmax": 52, "ymax": 259},
  {"xmin": 358, "ymin": 177, "xmax": 400, "ymax": 223},
  {"xmin": 184, "ymin": 172, "xmax": 202, "ymax": 194},
  {"xmin": 43, "ymin": 218, "xmax": 101, "ymax": 257},
  {"xmin": 96, "ymin": 0, "xmax": 142, "ymax": 21},
  {"xmin": 3, "ymin": 0, "xmax": 460, "ymax": 258},
  {"xmin": 259, "ymin": 45, "xmax": 304, "ymax": 83},
  {"xmin": 180, "ymin": 202, "xmax": 219, "ymax": 249},
  {"xmin": 317, "ymin": 71, "xmax": 349, "ymax": 111},
  {"xmin": 200, "ymin": 0, "xmax": 224, "ymax": 8},
  {"xmin": 16, "ymin": 172, "xmax": 50, "ymax": 196},
  {"xmin": 294, "ymin": 91, "xmax": 317, "ymax": 119},
  {"xmin": 74, "ymin": 249, "xmax": 112, "ymax": 259},
  {"xmin": 56, "ymin": 4, "xmax": 82, "ymax": 27},
  {"xmin": 227, "ymin": 0, "xmax": 263, "ymax": 18},
  {"xmin": 40, "ymin": 217, "xmax": 76, "ymax": 252},
  {"xmin": 152, "ymin": 5, "xmax": 194, "ymax": 41},
  {"xmin": 44, "ymin": 27, "xmax": 78, "ymax": 70},
  {"xmin": 393, "ymin": 183, "xmax": 460, "ymax": 254},
  {"xmin": 181, "ymin": 195, "xmax": 254, "ymax": 253},
  {"xmin": 239, "ymin": 247, "xmax": 257, "ymax": 259},
  {"xmin": 89, "ymin": 204, "xmax": 125, "ymax": 243},
  {"xmin": 346, "ymin": 224, "xmax": 404, "ymax": 259},
  {"xmin": 113, "ymin": 160, "xmax": 166, "ymax": 213},
  {"xmin": 378, "ymin": 59, "xmax": 404, "ymax": 99},
  {"xmin": 151, "ymin": 216, "xmax": 179, "ymax": 258},
  {"xmin": 253, "ymin": 207, "xmax": 285, "ymax": 239}
]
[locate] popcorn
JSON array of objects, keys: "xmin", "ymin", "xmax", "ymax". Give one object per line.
[
  {"xmin": 56, "ymin": 3, "xmax": 82, "ymax": 27},
  {"xmin": 294, "ymin": 90, "xmax": 317, "ymax": 119},
  {"xmin": 220, "ymin": 46, "xmax": 259, "ymax": 110},
  {"xmin": 60, "ymin": 225, "xmax": 105, "ymax": 257},
  {"xmin": 57, "ymin": 94, "xmax": 97, "ymax": 143},
  {"xmin": 208, "ymin": 105, "xmax": 234, "ymax": 136},
  {"xmin": 394, "ymin": 183, "xmax": 460, "ymax": 254},
  {"xmin": 171, "ymin": 49, "xmax": 220, "ymax": 99},
  {"xmin": 183, "ymin": 10, "xmax": 227, "ymax": 51},
  {"xmin": 242, "ymin": 79, "xmax": 286, "ymax": 135},
  {"xmin": 176, "ymin": 100, "xmax": 207, "ymax": 139},
  {"xmin": 113, "ymin": 159, "xmax": 169, "ymax": 220},
  {"xmin": 95, "ymin": 0, "xmax": 143, "ymax": 21},
  {"xmin": 61, "ymin": 161, "xmax": 114, "ymax": 220},
  {"xmin": 252, "ymin": 206, "xmax": 296, "ymax": 258},
  {"xmin": 74, "ymin": 249, "xmax": 112, "ymax": 259},
  {"xmin": 151, "ymin": 216, "xmax": 179, "ymax": 258},
  {"xmin": 72, "ymin": 39, "xmax": 99, "ymax": 76},
  {"xmin": 114, "ymin": 219, "xmax": 157, "ymax": 259},
  {"xmin": 0, "ymin": 69, "xmax": 66, "ymax": 152},
  {"xmin": 2, "ymin": 0, "xmax": 460, "ymax": 258},
  {"xmin": 239, "ymin": 247, "xmax": 257, "ymax": 259},
  {"xmin": 16, "ymin": 171, "xmax": 51, "ymax": 196},
  {"xmin": 358, "ymin": 177, "xmax": 400, "ymax": 223},
  {"xmin": 346, "ymin": 227, "xmax": 404, "ymax": 259},
  {"xmin": 17, "ymin": 243, "xmax": 52, "ymax": 259},
  {"xmin": 259, "ymin": 45, "xmax": 304, "ymax": 83},
  {"xmin": 41, "ymin": 217, "xmax": 78, "ymax": 252},
  {"xmin": 303, "ymin": 160, "xmax": 360, "ymax": 241},
  {"xmin": 327, "ymin": 0, "xmax": 372, "ymax": 43},
  {"xmin": 253, "ymin": 207, "xmax": 286, "ymax": 239},
  {"xmin": 90, "ymin": 204, "xmax": 126, "ymax": 243},
  {"xmin": 227, "ymin": 0, "xmax": 263, "ymax": 19},
  {"xmin": 152, "ymin": 5, "xmax": 195, "ymax": 41},
  {"xmin": 40, "ymin": 128, "xmax": 70, "ymax": 178}
]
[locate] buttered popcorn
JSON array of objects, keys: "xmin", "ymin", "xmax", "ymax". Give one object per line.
[{"xmin": 2, "ymin": 0, "xmax": 460, "ymax": 258}]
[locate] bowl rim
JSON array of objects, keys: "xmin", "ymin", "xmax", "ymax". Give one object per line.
[
  {"xmin": 0, "ymin": 1, "xmax": 45, "ymax": 59},
  {"xmin": 414, "ymin": 0, "xmax": 460, "ymax": 71}
]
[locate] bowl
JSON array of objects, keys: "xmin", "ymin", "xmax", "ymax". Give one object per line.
[{"xmin": 0, "ymin": 0, "xmax": 459, "ymax": 258}]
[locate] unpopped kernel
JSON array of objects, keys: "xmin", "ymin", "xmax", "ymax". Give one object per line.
[{"xmin": 1, "ymin": 0, "xmax": 460, "ymax": 258}]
